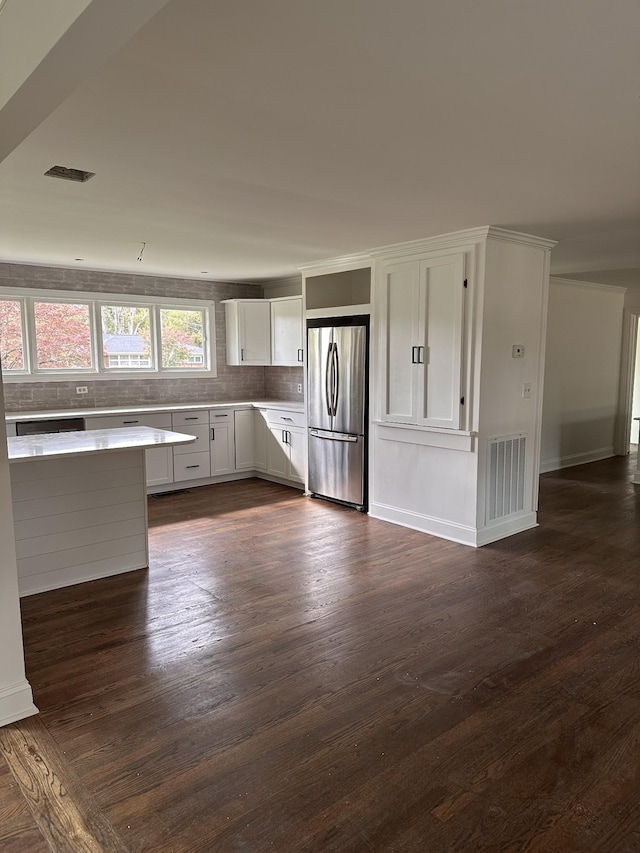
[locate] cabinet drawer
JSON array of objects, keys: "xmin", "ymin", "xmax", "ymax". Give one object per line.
[
  {"xmin": 266, "ymin": 408, "xmax": 306, "ymax": 429},
  {"xmin": 86, "ymin": 412, "xmax": 172, "ymax": 430},
  {"xmin": 171, "ymin": 424, "xmax": 209, "ymax": 455},
  {"xmin": 208, "ymin": 409, "xmax": 233, "ymax": 424},
  {"xmin": 172, "ymin": 410, "xmax": 209, "ymax": 427},
  {"xmin": 173, "ymin": 451, "xmax": 211, "ymax": 481}
]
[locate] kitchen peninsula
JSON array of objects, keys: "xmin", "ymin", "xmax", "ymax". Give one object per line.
[{"xmin": 8, "ymin": 426, "xmax": 195, "ymax": 596}]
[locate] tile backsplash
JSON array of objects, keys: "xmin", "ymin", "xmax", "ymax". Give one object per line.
[{"xmin": 0, "ymin": 263, "xmax": 304, "ymax": 412}]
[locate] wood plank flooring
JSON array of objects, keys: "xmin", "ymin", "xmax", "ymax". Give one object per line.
[{"xmin": 2, "ymin": 453, "xmax": 640, "ymax": 852}]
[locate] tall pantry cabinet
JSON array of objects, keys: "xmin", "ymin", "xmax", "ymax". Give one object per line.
[{"xmin": 369, "ymin": 227, "xmax": 555, "ymax": 547}]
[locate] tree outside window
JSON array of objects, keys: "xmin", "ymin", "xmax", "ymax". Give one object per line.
[
  {"xmin": 0, "ymin": 300, "xmax": 25, "ymax": 370},
  {"xmin": 160, "ymin": 309, "xmax": 205, "ymax": 368},
  {"xmin": 34, "ymin": 302, "xmax": 93, "ymax": 370}
]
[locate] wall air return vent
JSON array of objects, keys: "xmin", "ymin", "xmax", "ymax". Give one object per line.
[
  {"xmin": 44, "ymin": 165, "xmax": 95, "ymax": 183},
  {"xmin": 487, "ymin": 433, "xmax": 526, "ymax": 522}
]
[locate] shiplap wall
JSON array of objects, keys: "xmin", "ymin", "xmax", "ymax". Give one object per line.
[{"xmin": 11, "ymin": 449, "xmax": 149, "ymax": 596}]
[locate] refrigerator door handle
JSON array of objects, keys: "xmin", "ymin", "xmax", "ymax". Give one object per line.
[
  {"xmin": 309, "ymin": 428, "xmax": 359, "ymax": 443},
  {"xmin": 325, "ymin": 342, "xmax": 333, "ymax": 417},
  {"xmin": 332, "ymin": 343, "xmax": 339, "ymax": 417}
]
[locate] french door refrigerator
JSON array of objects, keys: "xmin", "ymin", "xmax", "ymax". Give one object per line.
[{"xmin": 307, "ymin": 316, "xmax": 368, "ymax": 511}]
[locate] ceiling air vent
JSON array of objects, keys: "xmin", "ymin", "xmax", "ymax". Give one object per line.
[{"xmin": 44, "ymin": 165, "xmax": 95, "ymax": 183}]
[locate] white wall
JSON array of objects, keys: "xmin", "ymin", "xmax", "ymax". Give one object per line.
[
  {"xmin": 0, "ymin": 377, "xmax": 37, "ymax": 726},
  {"xmin": 540, "ymin": 278, "xmax": 625, "ymax": 472},
  {"xmin": 632, "ymin": 324, "xmax": 640, "ymax": 444},
  {"xmin": 477, "ymin": 238, "xmax": 550, "ymax": 532}
]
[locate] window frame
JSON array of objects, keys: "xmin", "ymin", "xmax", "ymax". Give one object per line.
[
  {"xmin": 0, "ymin": 295, "xmax": 29, "ymax": 374},
  {"xmin": 0, "ymin": 286, "xmax": 217, "ymax": 382}
]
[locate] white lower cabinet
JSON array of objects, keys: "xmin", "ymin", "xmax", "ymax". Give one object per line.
[
  {"xmin": 264, "ymin": 409, "xmax": 306, "ymax": 485},
  {"xmin": 209, "ymin": 409, "xmax": 234, "ymax": 476},
  {"xmin": 253, "ymin": 410, "xmax": 268, "ymax": 472},
  {"xmin": 266, "ymin": 426, "xmax": 290, "ymax": 479},
  {"xmin": 287, "ymin": 427, "xmax": 306, "ymax": 484},
  {"xmin": 60, "ymin": 403, "xmax": 304, "ymax": 494},
  {"xmin": 234, "ymin": 409, "xmax": 256, "ymax": 470},
  {"xmin": 84, "ymin": 412, "xmax": 174, "ymax": 487}
]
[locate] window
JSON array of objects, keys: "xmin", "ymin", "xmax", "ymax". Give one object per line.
[
  {"xmin": 101, "ymin": 305, "xmax": 152, "ymax": 370},
  {"xmin": 34, "ymin": 300, "xmax": 93, "ymax": 371},
  {"xmin": 0, "ymin": 299, "xmax": 26, "ymax": 371},
  {"xmin": 0, "ymin": 287, "xmax": 215, "ymax": 381},
  {"xmin": 159, "ymin": 308, "xmax": 206, "ymax": 369}
]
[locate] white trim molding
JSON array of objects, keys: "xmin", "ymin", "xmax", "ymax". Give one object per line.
[
  {"xmin": 540, "ymin": 446, "xmax": 615, "ymax": 474},
  {"xmin": 0, "ymin": 680, "xmax": 38, "ymax": 728}
]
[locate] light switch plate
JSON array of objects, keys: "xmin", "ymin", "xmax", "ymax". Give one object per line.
[{"xmin": 512, "ymin": 345, "xmax": 525, "ymax": 358}]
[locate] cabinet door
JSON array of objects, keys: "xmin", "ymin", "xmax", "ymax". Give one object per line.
[
  {"xmin": 417, "ymin": 253, "xmax": 465, "ymax": 430},
  {"xmin": 234, "ymin": 409, "xmax": 255, "ymax": 470},
  {"xmin": 267, "ymin": 426, "xmax": 289, "ymax": 478},
  {"xmin": 287, "ymin": 427, "xmax": 306, "ymax": 484},
  {"xmin": 253, "ymin": 410, "xmax": 268, "ymax": 471},
  {"xmin": 210, "ymin": 422, "xmax": 234, "ymax": 476},
  {"xmin": 240, "ymin": 302, "xmax": 271, "ymax": 364},
  {"xmin": 145, "ymin": 446, "xmax": 175, "ymax": 487},
  {"xmin": 379, "ymin": 261, "xmax": 421, "ymax": 424},
  {"xmin": 224, "ymin": 301, "xmax": 271, "ymax": 365},
  {"xmin": 271, "ymin": 297, "xmax": 303, "ymax": 366}
]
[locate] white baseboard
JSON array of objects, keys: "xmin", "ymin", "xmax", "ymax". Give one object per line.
[
  {"xmin": 476, "ymin": 512, "xmax": 538, "ymax": 546},
  {"xmin": 540, "ymin": 446, "xmax": 615, "ymax": 474},
  {"xmin": 370, "ymin": 503, "xmax": 539, "ymax": 547},
  {"xmin": 19, "ymin": 560, "xmax": 147, "ymax": 598},
  {"xmin": 0, "ymin": 680, "xmax": 38, "ymax": 727},
  {"xmin": 369, "ymin": 502, "xmax": 478, "ymax": 546}
]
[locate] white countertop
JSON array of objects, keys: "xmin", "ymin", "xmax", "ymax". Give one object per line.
[
  {"xmin": 5, "ymin": 399, "xmax": 304, "ymax": 423},
  {"xmin": 7, "ymin": 426, "xmax": 196, "ymax": 463}
]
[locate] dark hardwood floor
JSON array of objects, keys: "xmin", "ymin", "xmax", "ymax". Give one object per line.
[{"xmin": 2, "ymin": 452, "xmax": 640, "ymax": 852}]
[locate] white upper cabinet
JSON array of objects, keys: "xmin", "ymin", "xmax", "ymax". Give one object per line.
[
  {"xmin": 379, "ymin": 251, "xmax": 465, "ymax": 430},
  {"xmin": 271, "ymin": 297, "xmax": 304, "ymax": 366},
  {"xmin": 223, "ymin": 300, "xmax": 271, "ymax": 365}
]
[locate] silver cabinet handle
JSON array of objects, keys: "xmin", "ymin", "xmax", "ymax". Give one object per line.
[
  {"xmin": 411, "ymin": 346, "xmax": 418, "ymax": 364},
  {"xmin": 184, "ymin": 416, "xmax": 199, "ymax": 420},
  {"xmin": 281, "ymin": 416, "xmax": 293, "ymax": 422},
  {"xmin": 418, "ymin": 346, "xmax": 425, "ymax": 364},
  {"xmin": 186, "ymin": 464, "xmax": 200, "ymax": 469},
  {"xmin": 210, "ymin": 428, "xmax": 215, "ymax": 440},
  {"xmin": 213, "ymin": 414, "xmax": 227, "ymax": 418},
  {"xmin": 241, "ymin": 348, "xmax": 245, "ymax": 361},
  {"xmin": 123, "ymin": 419, "xmax": 139, "ymax": 424}
]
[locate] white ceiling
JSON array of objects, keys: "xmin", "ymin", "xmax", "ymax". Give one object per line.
[{"xmin": 0, "ymin": 0, "xmax": 639, "ymax": 283}]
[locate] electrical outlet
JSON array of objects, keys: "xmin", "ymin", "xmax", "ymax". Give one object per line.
[
  {"xmin": 76, "ymin": 386, "xmax": 88, "ymax": 395},
  {"xmin": 512, "ymin": 345, "xmax": 525, "ymax": 358},
  {"xmin": 522, "ymin": 383, "xmax": 532, "ymax": 399},
  {"xmin": 297, "ymin": 383, "xmax": 302, "ymax": 393}
]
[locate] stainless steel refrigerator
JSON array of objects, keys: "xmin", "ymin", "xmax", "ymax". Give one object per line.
[{"xmin": 307, "ymin": 317, "xmax": 368, "ymax": 511}]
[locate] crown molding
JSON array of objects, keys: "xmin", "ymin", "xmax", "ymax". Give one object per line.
[
  {"xmin": 369, "ymin": 226, "xmax": 556, "ymax": 260},
  {"xmin": 298, "ymin": 253, "xmax": 372, "ymax": 276},
  {"xmin": 550, "ymin": 276, "xmax": 627, "ymax": 295}
]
